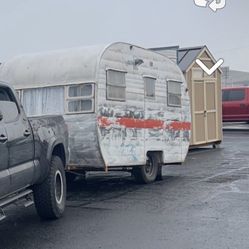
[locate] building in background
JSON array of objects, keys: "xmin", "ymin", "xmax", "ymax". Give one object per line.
[
  {"xmin": 221, "ymin": 67, "xmax": 249, "ymax": 87},
  {"xmin": 150, "ymin": 46, "xmax": 179, "ymax": 63},
  {"xmin": 151, "ymin": 45, "xmax": 223, "ymax": 148}
]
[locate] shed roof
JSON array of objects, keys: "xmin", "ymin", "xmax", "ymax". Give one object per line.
[{"xmin": 177, "ymin": 46, "xmax": 205, "ymax": 72}]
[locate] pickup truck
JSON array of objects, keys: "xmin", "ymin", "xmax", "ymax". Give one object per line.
[{"xmin": 0, "ymin": 81, "xmax": 68, "ymax": 220}]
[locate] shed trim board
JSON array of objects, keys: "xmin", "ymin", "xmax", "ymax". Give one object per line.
[{"xmin": 0, "ymin": 42, "xmax": 191, "ymax": 170}]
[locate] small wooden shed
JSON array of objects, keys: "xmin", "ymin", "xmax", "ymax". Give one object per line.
[{"xmin": 151, "ymin": 46, "xmax": 223, "ymax": 147}]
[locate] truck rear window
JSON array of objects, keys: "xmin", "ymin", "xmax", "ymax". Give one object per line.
[{"xmin": 222, "ymin": 89, "xmax": 245, "ymax": 102}]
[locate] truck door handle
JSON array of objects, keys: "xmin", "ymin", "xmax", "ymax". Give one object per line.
[
  {"xmin": 24, "ymin": 130, "xmax": 31, "ymax": 137},
  {"xmin": 0, "ymin": 134, "xmax": 8, "ymax": 143},
  {"xmin": 240, "ymin": 104, "xmax": 246, "ymax": 108}
]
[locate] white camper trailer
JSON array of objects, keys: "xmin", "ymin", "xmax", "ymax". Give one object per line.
[{"xmin": 0, "ymin": 42, "xmax": 191, "ymax": 183}]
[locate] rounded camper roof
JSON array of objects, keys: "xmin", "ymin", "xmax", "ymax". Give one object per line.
[
  {"xmin": 0, "ymin": 44, "xmax": 108, "ymax": 89},
  {"xmin": 0, "ymin": 42, "xmax": 182, "ymax": 89}
]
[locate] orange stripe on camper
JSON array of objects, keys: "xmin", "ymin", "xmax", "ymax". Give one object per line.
[{"xmin": 98, "ymin": 117, "xmax": 191, "ymax": 131}]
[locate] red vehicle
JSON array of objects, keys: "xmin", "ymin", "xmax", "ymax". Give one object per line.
[{"xmin": 222, "ymin": 87, "xmax": 249, "ymax": 122}]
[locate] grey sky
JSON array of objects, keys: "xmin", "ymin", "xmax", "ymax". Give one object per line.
[{"xmin": 0, "ymin": 0, "xmax": 248, "ymax": 71}]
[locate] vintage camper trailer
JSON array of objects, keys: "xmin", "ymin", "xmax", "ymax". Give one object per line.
[{"xmin": 0, "ymin": 42, "xmax": 191, "ymax": 183}]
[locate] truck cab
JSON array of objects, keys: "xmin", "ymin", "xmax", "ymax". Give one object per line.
[
  {"xmin": 0, "ymin": 85, "xmax": 35, "ymax": 197},
  {"xmin": 0, "ymin": 82, "xmax": 68, "ymax": 220}
]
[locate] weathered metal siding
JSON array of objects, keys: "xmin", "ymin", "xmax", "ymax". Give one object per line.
[
  {"xmin": 97, "ymin": 43, "xmax": 191, "ymax": 167},
  {"xmin": 64, "ymin": 114, "xmax": 104, "ymax": 168}
]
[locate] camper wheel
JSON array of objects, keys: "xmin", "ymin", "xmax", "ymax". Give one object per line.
[{"xmin": 133, "ymin": 153, "xmax": 160, "ymax": 184}]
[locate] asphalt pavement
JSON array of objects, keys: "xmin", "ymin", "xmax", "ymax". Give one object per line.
[{"xmin": 1, "ymin": 129, "xmax": 249, "ymax": 249}]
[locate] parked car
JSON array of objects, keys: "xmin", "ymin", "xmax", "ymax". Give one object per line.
[
  {"xmin": 222, "ymin": 86, "xmax": 249, "ymax": 122},
  {"xmin": 0, "ymin": 81, "xmax": 68, "ymax": 220}
]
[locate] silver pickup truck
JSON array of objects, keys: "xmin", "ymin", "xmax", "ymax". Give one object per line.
[{"xmin": 0, "ymin": 81, "xmax": 68, "ymax": 220}]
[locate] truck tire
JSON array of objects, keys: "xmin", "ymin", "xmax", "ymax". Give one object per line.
[
  {"xmin": 133, "ymin": 153, "xmax": 159, "ymax": 184},
  {"xmin": 33, "ymin": 155, "xmax": 66, "ymax": 220}
]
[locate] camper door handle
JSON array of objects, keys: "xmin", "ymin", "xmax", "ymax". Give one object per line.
[
  {"xmin": 0, "ymin": 135, "xmax": 8, "ymax": 143},
  {"xmin": 204, "ymin": 110, "xmax": 207, "ymax": 117},
  {"xmin": 24, "ymin": 130, "xmax": 31, "ymax": 137}
]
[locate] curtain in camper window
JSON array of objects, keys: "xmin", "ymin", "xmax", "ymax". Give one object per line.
[{"xmin": 22, "ymin": 86, "xmax": 64, "ymax": 116}]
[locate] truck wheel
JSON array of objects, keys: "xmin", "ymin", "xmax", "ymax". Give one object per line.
[
  {"xmin": 33, "ymin": 156, "xmax": 66, "ymax": 220},
  {"xmin": 133, "ymin": 153, "xmax": 159, "ymax": 184}
]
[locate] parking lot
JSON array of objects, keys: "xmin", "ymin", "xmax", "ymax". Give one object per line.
[{"xmin": 1, "ymin": 128, "xmax": 249, "ymax": 249}]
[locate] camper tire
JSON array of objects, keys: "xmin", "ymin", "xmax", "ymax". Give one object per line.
[
  {"xmin": 133, "ymin": 153, "xmax": 160, "ymax": 184},
  {"xmin": 33, "ymin": 156, "xmax": 66, "ymax": 220}
]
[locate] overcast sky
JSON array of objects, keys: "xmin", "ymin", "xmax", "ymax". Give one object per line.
[{"xmin": 0, "ymin": 0, "xmax": 248, "ymax": 71}]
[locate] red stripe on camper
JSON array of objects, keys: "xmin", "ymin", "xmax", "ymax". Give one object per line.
[
  {"xmin": 98, "ymin": 117, "xmax": 191, "ymax": 131},
  {"xmin": 118, "ymin": 118, "xmax": 164, "ymax": 129},
  {"xmin": 168, "ymin": 121, "xmax": 191, "ymax": 131}
]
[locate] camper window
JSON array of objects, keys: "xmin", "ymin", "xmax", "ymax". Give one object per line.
[
  {"xmin": 167, "ymin": 80, "xmax": 182, "ymax": 107},
  {"xmin": 144, "ymin": 77, "xmax": 156, "ymax": 98},
  {"xmin": 106, "ymin": 69, "xmax": 126, "ymax": 101},
  {"xmin": 66, "ymin": 83, "xmax": 94, "ymax": 114}
]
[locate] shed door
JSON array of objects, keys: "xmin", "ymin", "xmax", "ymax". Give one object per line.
[
  {"xmin": 205, "ymin": 81, "xmax": 218, "ymax": 141},
  {"xmin": 193, "ymin": 80, "xmax": 218, "ymax": 144},
  {"xmin": 193, "ymin": 81, "xmax": 206, "ymax": 144}
]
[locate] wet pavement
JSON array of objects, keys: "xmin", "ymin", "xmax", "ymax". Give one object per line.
[
  {"xmin": 1, "ymin": 130, "xmax": 249, "ymax": 249},
  {"xmin": 223, "ymin": 122, "xmax": 249, "ymax": 131}
]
